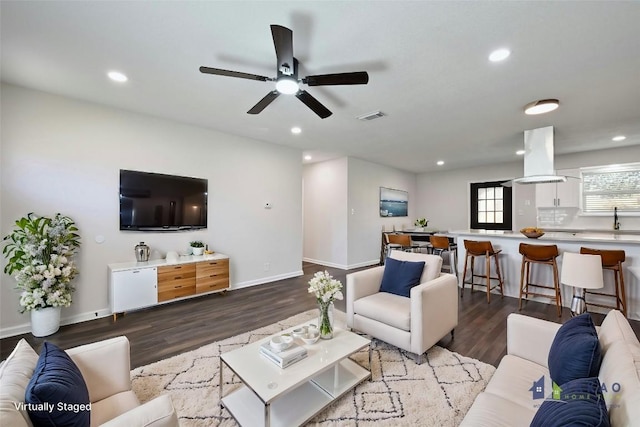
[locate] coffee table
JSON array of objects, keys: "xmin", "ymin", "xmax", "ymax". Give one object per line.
[{"xmin": 219, "ymin": 321, "xmax": 371, "ymax": 427}]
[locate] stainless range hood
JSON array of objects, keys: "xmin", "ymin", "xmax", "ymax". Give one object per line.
[{"xmin": 512, "ymin": 126, "xmax": 567, "ymax": 184}]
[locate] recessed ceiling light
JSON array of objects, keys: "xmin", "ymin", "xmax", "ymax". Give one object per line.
[
  {"xmin": 291, "ymin": 127, "xmax": 302, "ymax": 134},
  {"xmin": 524, "ymin": 99, "xmax": 559, "ymax": 115},
  {"xmin": 612, "ymin": 135, "xmax": 626, "ymax": 142},
  {"xmin": 436, "ymin": 160, "xmax": 444, "ymax": 166},
  {"xmin": 516, "ymin": 150, "xmax": 526, "ymax": 155},
  {"xmin": 107, "ymin": 71, "xmax": 128, "ymax": 82},
  {"xmin": 489, "ymin": 48, "xmax": 511, "ymax": 62},
  {"xmin": 304, "ymin": 155, "xmax": 312, "ymax": 161}
]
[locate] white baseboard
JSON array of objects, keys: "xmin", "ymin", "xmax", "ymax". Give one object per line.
[
  {"xmin": 303, "ymin": 257, "xmax": 379, "ymax": 270},
  {"xmin": 0, "ymin": 308, "xmax": 112, "ymax": 339},
  {"xmin": 232, "ymin": 270, "xmax": 304, "ymax": 290}
]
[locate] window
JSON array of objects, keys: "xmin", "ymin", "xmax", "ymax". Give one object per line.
[
  {"xmin": 581, "ymin": 163, "xmax": 640, "ymax": 213},
  {"xmin": 470, "ymin": 181, "xmax": 512, "ymax": 230}
]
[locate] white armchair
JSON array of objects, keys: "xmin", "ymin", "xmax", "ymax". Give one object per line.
[
  {"xmin": 0, "ymin": 336, "xmax": 179, "ymax": 427},
  {"xmin": 346, "ymin": 250, "xmax": 458, "ymax": 363}
]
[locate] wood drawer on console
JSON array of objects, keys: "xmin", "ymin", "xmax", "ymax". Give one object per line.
[
  {"xmin": 158, "ymin": 264, "xmax": 196, "ymax": 284},
  {"xmin": 196, "ymin": 259, "xmax": 229, "ymax": 277},
  {"xmin": 158, "ymin": 284, "xmax": 196, "ymax": 302},
  {"xmin": 196, "ymin": 277, "xmax": 229, "ymax": 294}
]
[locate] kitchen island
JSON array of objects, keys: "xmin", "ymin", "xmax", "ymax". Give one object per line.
[{"xmin": 450, "ymin": 230, "xmax": 640, "ymax": 320}]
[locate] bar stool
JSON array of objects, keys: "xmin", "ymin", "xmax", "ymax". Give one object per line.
[
  {"xmin": 430, "ymin": 235, "xmax": 458, "ymax": 279},
  {"xmin": 580, "ymin": 247, "xmax": 627, "ymax": 317},
  {"xmin": 518, "ymin": 243, "xmax": 562, "ymax": 317},
  {"xmin": 461, "ymin": 240, "xmax": 504, "ymax": 303}
]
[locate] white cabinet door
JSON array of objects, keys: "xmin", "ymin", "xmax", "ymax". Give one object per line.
[
  {"xmin": 110, "ymin": 267, "xmax": 158, "ymax": 313},
  {"xmin": 556, "ymin": 168, "xmax": 580, "ymax": 207},
  {"xmin": 535, "ymin": 182, "xmax": 557, "ymax": 207}
]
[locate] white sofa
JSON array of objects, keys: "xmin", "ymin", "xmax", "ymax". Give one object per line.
[
  {"xmin": 461, "ymin": 310, "xmax": 640, "ymax": 426},
  {"xmin": 0, "ymin": 336, "xmax": 179, "ymax": 427},
  {"xmin": 346, "ymin": 250, "xmax": 458, "ymax": 362}
]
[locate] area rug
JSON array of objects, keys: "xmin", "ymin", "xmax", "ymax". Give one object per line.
[{"xmin": 131, "ymin": 310, "xmax": 495, "ymax": 426}]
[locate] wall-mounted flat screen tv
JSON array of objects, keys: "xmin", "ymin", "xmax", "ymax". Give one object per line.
[{"xmin": 119, "ymin": 169, "xmax": 208, "ymax": 231}]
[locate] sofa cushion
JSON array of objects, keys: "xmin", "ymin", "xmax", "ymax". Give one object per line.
[
  {"xmin": 598, "ymin": 309, "xmax": 640, "ymax": 359},
  {"xmin": 353, "ymin": 291, "xmax": 412, "ymax": 331},
  {"xmin": 379, "ymin": 257, "xmax": 425, "ymax": 297},
  {"xmin": 548, "ymin": 313, "xmax": 601, "ymax": 386},
  {"xmin": 459, "ymin": 391, "xmax": 537, "ymax": 427},
  {"xmin": 25, "ymin": 342, "xmax": 90, "ymax": 426},
  {"xmin": 598, "ymin": 339, "xmax": 640, "ymax": 426},
  {"xmin": 530, "ymin": 377, "xmax": 610, "ymax": 427},
  {"xmin": 0, "ymin": 339, "xmax": 38, "ymax": 427},
  {"xmin": 484, "ymin": 354, "xmax": 550, "ymax": 410},
  {"xmin": 388, "ymin": 250, "xmax": 442, "ymax": 283}
]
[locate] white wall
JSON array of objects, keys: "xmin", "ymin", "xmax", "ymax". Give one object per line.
[
  {"xmin": 416, "ymin": 146, "xmax": 640, "ymax": 232},
  {"xmin": 347, "ymin": 157, "xmax": 417, "ymax": 267},
  {"xmin": 303, "ymin": 158, "xmax": 348, "ymax": 268},
  {"xmin": 1, "ymin": 84, "xmax": 303, "ymax": 336},
  {"xmin": 303, "ymin": 157, "xmax": 417, "ymax": 269},
  {"xmin": 416, "ymin": 162, "xmax": 523, "ymax": 231}
]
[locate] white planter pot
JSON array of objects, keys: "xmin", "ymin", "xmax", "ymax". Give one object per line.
[
  {"xmin": 30, "ymin": 306, "xmax": 61, "ymax": 337},
  {"xmin": 191, "ymin": 247, "xmax": 204, "ymax": 256}
]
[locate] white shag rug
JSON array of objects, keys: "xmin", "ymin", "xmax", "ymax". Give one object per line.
[{"xmin": 131, "ymin": 310, "xmax": 495, "ymax": 426}]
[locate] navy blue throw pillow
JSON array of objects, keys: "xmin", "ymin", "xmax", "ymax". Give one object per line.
[
  {"xmin": 548, "ymin": 313, "xmax": 601, "ymax": 386},
  {"xmin": 25, "ymin": 342, "xmax": 91, "ymax": 427},
  {"xmin": 379, "ymin": 257, "xmax": 426, "ymax": 297},
  {"xmin": 530, "ymin": 377, "xmax": 610, "ymax": 427}
]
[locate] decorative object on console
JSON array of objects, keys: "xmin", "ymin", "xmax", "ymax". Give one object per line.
[
  {"xmin": 2, "ymin": 213, "xmax": 80, "ymax": 337},
  {"xmin": 520, "ymin": 227, "xmax": 545, "ymax": 238},
  {"xmin": 308, "ymin": 271, "xmax": 343, "ymax": 339},
  {"xmin": 189, "ymin": 240, "xmax": 205, "ymax": 256},
  {"xmin": 134, "ymin": 241, "xmax": 150, "ymax": 262},
  {"xmin": 561, "ymin": 252, "xmax": 604, "ymax": 316}
]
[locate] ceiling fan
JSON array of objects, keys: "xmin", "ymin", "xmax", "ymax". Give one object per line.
[{"xmin": 199, "ymin": 25, "xmax": 369, "ymax": 119}]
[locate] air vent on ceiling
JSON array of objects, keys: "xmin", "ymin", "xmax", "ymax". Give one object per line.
[{"xmin": 357, "ymin": 111, "xmax": 385, "ymax": 121}]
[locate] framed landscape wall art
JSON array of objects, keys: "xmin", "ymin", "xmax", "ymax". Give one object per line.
[{"xmin": 379, "ymin": 187, "xmax": 408, "ymax": 217}]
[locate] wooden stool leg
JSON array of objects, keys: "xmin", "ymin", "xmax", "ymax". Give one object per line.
[
  {"xmin": 485, "ymin": 253, "xmax": 491, "ymax": 304},
  {"xmin": 470, "ymin": 256, "xmax": 476, "ymax": 294},
  {"xmin": 494, "ymin": 253, "xmax": 504, "ymax": 297},
  {"xmin": 552, "ymin": 260, "xmax": 562, "ymax": 317},
  {"xmin": 519, "ymin": 258, "xmax": 526, "ymax": 310},
  {"xmin": 617, "ymin": 264, "xmax": 628, "ymax": 318},
  {"xmin": 461, "ymin": 252, "xmax": 470, "ymax": 298}
]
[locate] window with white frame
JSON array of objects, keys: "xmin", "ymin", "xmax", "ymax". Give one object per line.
[{"xmin": 581, "ymin": 163, "xmax": 640, "ymax": 213}]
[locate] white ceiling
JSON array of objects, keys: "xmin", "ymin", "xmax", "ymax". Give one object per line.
[{"xmin": 2, "ymin": 1, "xmax": 639, "ymax": 173}]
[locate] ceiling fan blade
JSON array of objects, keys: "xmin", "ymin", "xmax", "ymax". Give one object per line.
[
  {"xmin": 296, "ymin": 90, "xmax": 332, "ymax": 119},
  {"xmin": 199, "ymin": 66, "xmax": 270, "ymax": 82},
  {"xmin": 247, "ymin": 91, "xmax": 280, "ymax": 114},
  {"xmin": 304, "ymin": 71, "xmax": 369, "ymax": 86},
  {"xmin": 271, "ymin": 25, "xmax": 294, "ymax": 76}
]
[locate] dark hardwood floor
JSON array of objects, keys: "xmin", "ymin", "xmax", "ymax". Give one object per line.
[{"xmin": 2, "ymin": 262, "xmax": 639, "ymax": 369}]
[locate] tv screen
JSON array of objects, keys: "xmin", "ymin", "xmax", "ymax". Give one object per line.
[{"xmin": 119, "ymin": 169, "xmax": 208, "ymax": 231}]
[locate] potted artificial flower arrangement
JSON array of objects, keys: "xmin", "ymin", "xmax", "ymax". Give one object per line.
[
  {"xmin": 308, "ymin": 271, "xmax": 343, "ymax": 339},
  {"xmin": 190, "ymin": 240, "xmax": 205, "ymax": 256},
  {"xmin": 2, "ymin": 213, "xmax": 80, "ymax": 337}
]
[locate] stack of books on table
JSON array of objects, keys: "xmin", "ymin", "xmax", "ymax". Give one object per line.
[{"xmin": 259, "ymin": 341, "xmax": 308, "ymax": 368}]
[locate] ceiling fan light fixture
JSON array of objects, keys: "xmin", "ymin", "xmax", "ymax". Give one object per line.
[
  {"xmin": 275, "ymin": 77, "xmax": 299, "ymax": 95},
  {"xmin": 524, "ymin": 99, "xmax": 559, "ymax": 115}
]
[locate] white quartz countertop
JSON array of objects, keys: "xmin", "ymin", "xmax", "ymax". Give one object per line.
[
  {"xmin": 108, "ymin": 253, "xmax": 229, "ymax": 271},
  {"xmin": 449, "ymin": 229, "xmax": 640, "ymax": 244}
]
